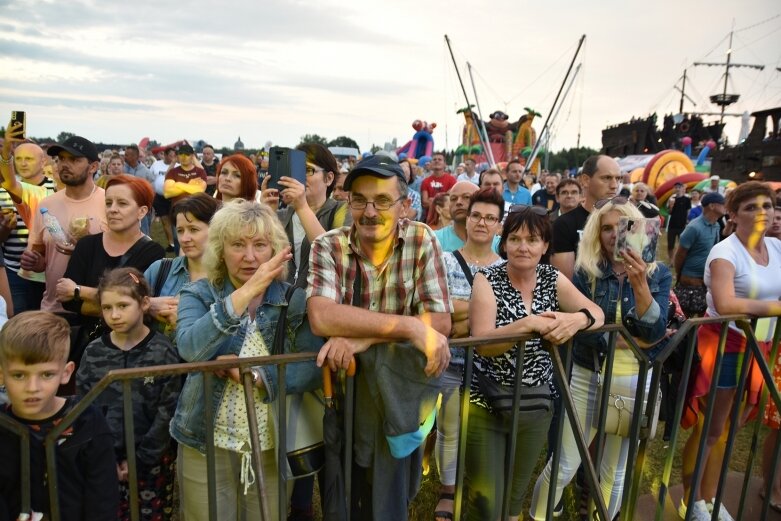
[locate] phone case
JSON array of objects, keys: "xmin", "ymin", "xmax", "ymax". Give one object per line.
[{"xmin": 614, "ymin": 217, "xmax": 660, "ymax": 264}]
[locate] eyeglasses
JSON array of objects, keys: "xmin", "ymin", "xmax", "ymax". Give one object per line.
[
  {"xmin": 594, "ymin": 196, "xmax": 628, "ymax": 209},
  {"xmin": 508, "ymin": 204, "xmax": 549, "ymax": 217},
  {"xmin": 305, "ymin": 166, "xmax": 325, "ymax": 177},
  {"xmin": 348, "ymin": 195, "xmax": 405, "ymax": 211},
  {"xmin": 468, "ymin": 212, "xmax": 500, "ymax": 225}
]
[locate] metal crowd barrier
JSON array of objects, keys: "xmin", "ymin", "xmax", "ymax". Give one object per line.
[{"xmin": 2, "ymin": 314, "xmax": 779, "ymax": 521}]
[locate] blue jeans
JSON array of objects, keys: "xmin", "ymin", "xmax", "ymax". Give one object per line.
[{"xmin": 7, "ymin": 268, "xmax": 44, "ymax": 313}]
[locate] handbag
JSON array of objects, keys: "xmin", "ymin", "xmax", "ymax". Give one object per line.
[
  {"xmin": 673, "ymin": 283, "xmax": 707, "ymax": 316},
  {"xmin": 275, "ymin": 285, "xmax": 325, "ymax": 478},
  {"xmin": 474, "ymin": 369, "xmax": 552, "ymax": 417},
  {"xmin": 596, "ymin": 373, "xmax": 662, "ymax": 439}
]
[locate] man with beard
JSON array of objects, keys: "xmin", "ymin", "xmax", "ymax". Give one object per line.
[
  {"xmin": 20, "ymin": 136, "xmax": 105, "ymax": 314},
  {"xmin": 433, "ymin": 181, "xmax": 500, "ymax": 252},
  {"xmin": 0, "ymin": 129, "xmax": 58, "ymax": 312},
  {"xmin": 307, "ymin": 155, "xmax": 451, "ymax": 520}
]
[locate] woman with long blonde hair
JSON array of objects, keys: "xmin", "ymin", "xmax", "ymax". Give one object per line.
[{"xmin": 531, "ymin": 198, "xmax": 671, "ymax": 520}]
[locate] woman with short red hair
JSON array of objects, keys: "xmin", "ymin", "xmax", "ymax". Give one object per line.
[
  {"xmin": 56, "ymin": 174, "xmax": 165, "ymax": 360},
  {"xmin": 215, "ymin": 154, "xmax": 258, "ymax": 203}
]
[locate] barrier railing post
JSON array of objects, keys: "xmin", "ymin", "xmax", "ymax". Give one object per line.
[
  {"xmin": 500, "ymin": 340, "xmax": 528, "ymax": 521},
  {"xmin": 750, "ymin": 322, "xmax": 781, "ymax": 519},
  {"xmin": 684, "ymin": 321, "xmax": 729, "ymax": 521},
  {"xmin": 619, "ymin": 330, "xmax": 652, "ymax": 521},
  {"xmin": 452, "ymin": 345, "xmax": 473, "ymax": 521},
  {"xmin": 203, "ymin": 371, "xmax": 218, "ymax": 521},
  {"xmin": 550, "ymin": 332, "xmax": 611, "ymax": 521},
  {"xmin": 656, "ymin": 322, "xmax": 698, "ymax": 521},
  {"xmin": 123, "ymin": 379, "xmax": 140, "ymax": 521},
  {"xmin": 277, "ymin": 362, "xmax": 289, "ymax": 521},
  {"xmin": 242, "ymin": 368, "xmax": 270, "ymax": 521},
  {"xmin": 546, "ymin": 339, "xmax": 572, "ymax": 518}
]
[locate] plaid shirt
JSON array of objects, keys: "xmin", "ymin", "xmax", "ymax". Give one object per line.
[{"xmin": 307, "ymin": 220, "xmax": 452, "ymax": 316}]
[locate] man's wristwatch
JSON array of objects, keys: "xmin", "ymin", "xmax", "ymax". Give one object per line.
[
  {"xmin": 73, "ymin": 286, "xmax": 82, "ymax": 302},
  {"xmin": 578, "ymin": 308, "xmax": 596, "ymax": 330}
]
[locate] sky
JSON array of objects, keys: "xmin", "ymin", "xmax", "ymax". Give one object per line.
[{"xmin": 0, "ymin": 0, "xmax": 779, "ymax": 155}]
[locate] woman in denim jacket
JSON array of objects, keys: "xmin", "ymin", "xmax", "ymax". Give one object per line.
[
  {"xmin": 531, "ymin": 198, "xmax": 670, "ymax": 520},
  {"xmin": 170, "ymin": 200, "xmax": 321, "ymax": 520}
]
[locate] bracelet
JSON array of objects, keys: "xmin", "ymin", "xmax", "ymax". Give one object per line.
[
  {"xmin": 578, "ymin": 308, "xmax": 596, "ymax": 330},
  {"xmin": 0, "ymin": 154, "xmax": 11, "ymax": 166}
]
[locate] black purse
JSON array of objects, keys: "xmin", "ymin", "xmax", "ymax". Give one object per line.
[{"xmin": 474, "ymin": 370, "xmax": 552, "ymax": 416}]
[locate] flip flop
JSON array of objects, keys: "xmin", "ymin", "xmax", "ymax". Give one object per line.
[{"xmin": 434, "ymin": 492, "xmax": 455, "ymax": 521}]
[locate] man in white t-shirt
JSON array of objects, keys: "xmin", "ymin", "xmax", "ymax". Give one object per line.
[{"xmin": 150, "ymin": 147, "xmax": 177, "ymax": 251}]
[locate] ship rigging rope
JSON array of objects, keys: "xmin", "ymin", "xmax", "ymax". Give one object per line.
[{"xmin": 735, "ymin": 13, "xmax": 781, "ymax": 33}]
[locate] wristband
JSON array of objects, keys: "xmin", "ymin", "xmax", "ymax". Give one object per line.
[
  {"xmin": 578, "ymin": 308, "xmax": 596, "ymax": 330},
  {"xmin": 73, "ymin": 286, "xmax": 81, "ymax": 301}
]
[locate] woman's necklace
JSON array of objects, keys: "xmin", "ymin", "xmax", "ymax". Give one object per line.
[{"xmin": 460, "ymin": 247, "xmax": 497, "ymax": 266}]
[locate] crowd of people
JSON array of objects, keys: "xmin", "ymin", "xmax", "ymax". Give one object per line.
[{"xmin": 1, "ymin": 116, "xmax": 781, "ymax": 521}]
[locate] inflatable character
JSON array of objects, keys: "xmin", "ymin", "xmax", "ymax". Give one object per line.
[
  {"xmin": 396, "ymin": 120, "xmax": 436, "ymax": 160},
  {"xmin": 485, "ymin": 110, "xmax": 513, "ymax": 163},
  {"xmin": 511, "ymin": 107, "xmax": 541, "ymax": 158},
  {"xmin": 455, "ymin": 106, "xmax": 483, "ymax": 160}
]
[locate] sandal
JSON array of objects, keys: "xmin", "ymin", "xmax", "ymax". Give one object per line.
[{"xmin": 434, "ymin": 492, "xmax": 455, "ymax": 521}]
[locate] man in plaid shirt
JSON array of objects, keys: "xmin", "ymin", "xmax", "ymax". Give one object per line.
[{"xmin": 307, "ymin": 154, "xmax": 452, "ymax": 520}]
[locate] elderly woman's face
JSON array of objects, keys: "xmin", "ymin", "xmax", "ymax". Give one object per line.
[
  {"xmin": 223, "ymin": 231, "xmax": 273, "ymax": 288},
  {"xmin": 504, "ymin": 224, "xmax": 548, "ymax": 271},
  {"xmin": 632, "ymin": 186, "xmax": 647, "ymax": 201}
]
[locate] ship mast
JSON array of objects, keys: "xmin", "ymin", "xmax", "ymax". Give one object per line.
[{"xmin": 694, "ymin": 30, "xmax": 764, "ymax": 124}]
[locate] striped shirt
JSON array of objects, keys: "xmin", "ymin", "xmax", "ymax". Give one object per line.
[
  {"xmin": 306, "ymin": 220, "xmax": 452, "ymax": 316},
  {"xmin": 0, "ymin": 178, "xmax": 56, "ymax": 273}
]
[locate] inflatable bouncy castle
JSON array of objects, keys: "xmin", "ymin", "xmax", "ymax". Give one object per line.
[{"xmin": 397, "ymin": 120, "xmax": 436, "ymax": 160}]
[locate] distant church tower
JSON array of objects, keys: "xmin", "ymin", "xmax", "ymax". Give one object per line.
[{"xmin": 234, "ymin": 136, "xmax": 245, "ymax": 150}]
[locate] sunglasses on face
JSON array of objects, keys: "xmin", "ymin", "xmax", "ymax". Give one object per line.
[
  {"xmin": 508, "ymin": 204, "xmax": 549, "ymax": 216},
  {"xmin": 594, "ymin": 196, "xmax": 629, "ymax": 209}
]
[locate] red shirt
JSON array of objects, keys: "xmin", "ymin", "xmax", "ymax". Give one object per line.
[{"xmin": 420, "ymin": 173, "xmax": 456, "ymax": 199}]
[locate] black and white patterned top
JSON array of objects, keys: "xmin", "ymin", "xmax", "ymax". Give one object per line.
[{"xmin": 470, "ymin": 263, "xmax": 560, "ymax": 410}]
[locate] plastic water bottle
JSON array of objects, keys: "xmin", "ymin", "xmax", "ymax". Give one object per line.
[{"xmin": 40, "ymin": 208, "xmax": 73, "ymax": 248}]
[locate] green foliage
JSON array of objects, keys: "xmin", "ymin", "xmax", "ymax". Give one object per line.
[
  {"xmin": 545, "ymin": 146, "xmax": 600, "ymax": 172},
  {"xmin": 56, "ymin": 131, "xmax": 75, "ymax": 143},
  {"xmin": 327, "ymin": 136, "xmax": 360, "ymax": 151},
  {"xmin": 299, "ymin": 133, "xmax": 329, "ymax": 147}
]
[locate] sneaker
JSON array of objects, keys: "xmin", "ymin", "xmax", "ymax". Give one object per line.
[
  {"xmin": 710, "ymin": 499, "xmax": 735, "ymax": 521},
  {"xmin": 679, "ymin": 499, "xmax": 714, "ymax": 521},
  {"xmin": 165, "ymin": 244, "xmax": 176, "ymax": 253}
]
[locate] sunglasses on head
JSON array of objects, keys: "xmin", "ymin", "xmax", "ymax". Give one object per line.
[
  {"xmin": 594, "ymin": 196, "xmax": 628, "ymax": 209},
  {"xmin": 508, "ymin": 204, "xmax": 549, "ymax": 217}
]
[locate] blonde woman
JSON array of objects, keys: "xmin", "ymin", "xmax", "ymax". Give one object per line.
[
  {"xmin": 172, "ymin": 200, "xmax": 298, "ymax": 520},
  {"xmin": 531, "ymin": 198, "xmax": 671, "ymax": 520}
]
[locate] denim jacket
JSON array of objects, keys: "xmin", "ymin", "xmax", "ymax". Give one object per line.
[
  {"xmin": 170, "ymin": 278, "xmax": 324, "ymax": 453},
  {"xmin": 572, "ymin": 262, "xmax": 672, "ymax": 370}
]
